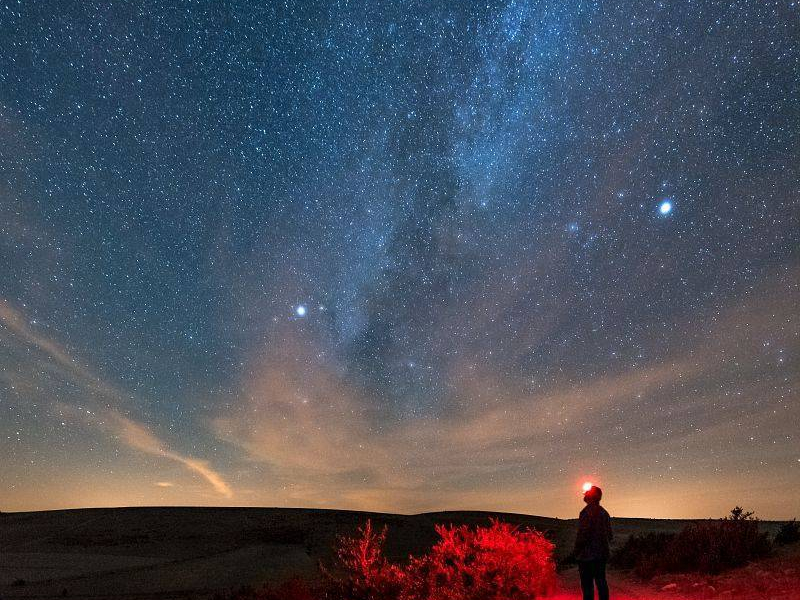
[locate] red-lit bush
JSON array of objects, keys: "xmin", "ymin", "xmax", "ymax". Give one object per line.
[
  {"xmin": 333, "ymin": 519, "xmax": 557, "ymax": 600},
  {"xmin": 333, "ymin": 520, "xmax": 406, "ymax": 600}
]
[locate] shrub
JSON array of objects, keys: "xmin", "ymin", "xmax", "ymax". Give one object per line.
[
  {"xmin": 775, "ymin": 519, "xmax": 800, "ymax": 545},
  {"xmin": 332, "ymin": 520, "xmax": 405, "ymax": 600},
  {"xmin": 334, "ymin": 518, "xmax": 557, "ymax": 600},
  {"xmin": 611, "ymin": 532, "xmax": 675, "ymax": 577},
  {"xmin": 662, "ymin": 510, "xmax": 770, "ymax": 574},
  {"xmin": 612, "ymin": 507, "xmax": 771, "ymax": 579},
  {"xmin": 408, "ymin": 520, "xmax": 556, "ymax": 600}
]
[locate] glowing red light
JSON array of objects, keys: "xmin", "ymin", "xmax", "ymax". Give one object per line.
[{"xmin": 582, "ymin": 481, "xmax": 593, "ymax": 492}]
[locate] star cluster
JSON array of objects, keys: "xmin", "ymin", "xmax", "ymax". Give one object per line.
[{"xmin": 0, "ymin": 0, "xmax": 798, "ymax": 517}]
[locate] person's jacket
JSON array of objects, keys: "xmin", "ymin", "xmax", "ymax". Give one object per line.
[{"xmin": 573, "ymin": 502, "xmax": 613, "ymax": 561}]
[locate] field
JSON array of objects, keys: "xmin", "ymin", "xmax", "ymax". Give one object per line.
[{"xmin": 0, "ymin": 507, "xmax": 794, "ymax": 599}]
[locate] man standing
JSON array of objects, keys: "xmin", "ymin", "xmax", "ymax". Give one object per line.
[{"xmin": 573, "ymin": 485, "xmax": 612, "ymax": 600}]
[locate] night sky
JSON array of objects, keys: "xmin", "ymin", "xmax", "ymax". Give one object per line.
[{"xmin": 1, "ymin": 1, "xmax": 798, "ymax": 519}]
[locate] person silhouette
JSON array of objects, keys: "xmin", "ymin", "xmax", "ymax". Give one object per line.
[{"xmin": 573, "ymin": 485, "xmax": 612, "ymax": 600}]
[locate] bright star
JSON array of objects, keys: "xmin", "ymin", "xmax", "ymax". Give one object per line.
[
  {"xmin": 582, "ymin": 481, "xmax": 593, "ymax": 492},
  {"xmin": 295, "ymin": 305, "xmax": 307, "ymax": 317},
  {"xmin": 659, "ymin": 200, "xmax": 673, "ymax": 215}
]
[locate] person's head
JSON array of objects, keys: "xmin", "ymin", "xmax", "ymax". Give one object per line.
[{"xmin": 583, "ymin": 485, "xmax": 602, "ymax": 504}]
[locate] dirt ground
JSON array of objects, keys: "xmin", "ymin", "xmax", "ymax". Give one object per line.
[
  {"xmin": 0, "ymin": 507, "xmax": 794, "ymax": 599},
  {"xmin": 553, "ymin": 545, "xmax": 800, "ymax": 600}
]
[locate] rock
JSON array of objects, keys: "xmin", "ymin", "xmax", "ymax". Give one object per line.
[{"xmin": 661, "ymin": 583, "xmax": 678, "ymax": 591}]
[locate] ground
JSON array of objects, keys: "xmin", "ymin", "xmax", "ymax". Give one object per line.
[
  {"xmin": 554, "ymin": 545, "xmax": 800, "ymax": 599},
  {"xmin": 0, "ymin": 508, "xmax": 796, "ymax": 599}
]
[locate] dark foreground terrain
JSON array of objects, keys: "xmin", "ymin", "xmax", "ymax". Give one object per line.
[{"xmin": 0, "ymin": 507, "xmax": 792, "ymax": 599}]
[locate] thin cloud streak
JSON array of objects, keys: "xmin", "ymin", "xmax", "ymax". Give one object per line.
[
  {"xmin": 0, "ymin": 297, "xmax": 234, "ymax": 498},
  {"xmin": 0, "ymin": 298, "xmax": 127, "ymax": 402},
  {"xmin": 105, "ymin": 411, "xmax": 233, "ymax": 498}
]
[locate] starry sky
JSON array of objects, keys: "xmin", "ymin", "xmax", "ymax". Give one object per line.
[{"xmin": 1, "ymin": 0, "xmax": 798, "ymax": 519}]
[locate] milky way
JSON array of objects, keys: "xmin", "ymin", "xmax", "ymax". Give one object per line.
[{"xmin": 0, "ymin": 1, "xmax": 798, "ymax": 518}]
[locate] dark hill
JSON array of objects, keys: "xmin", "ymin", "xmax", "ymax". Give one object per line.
[{"xmin": 0, "ymin": 506, "xmax": 767, "ymax": 599}]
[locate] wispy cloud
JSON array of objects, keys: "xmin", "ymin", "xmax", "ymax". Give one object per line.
[
  {"xmin": 213, "ymin": 350, "xmax": 694, "ymax": 511},
  {"xmin": 0, "ymin": 298, "xmax": 126, "ymax": 401},
  {"xmin": 105, "ymin": 411, "xmax": 233, "ymax": 498},
  {"xmin": 211, "ymin": 268, "xmax": 799, "ymax": 516},
  {"xmin": 0, "ymin": 298, "xmax": 234, "ymax": 498}
]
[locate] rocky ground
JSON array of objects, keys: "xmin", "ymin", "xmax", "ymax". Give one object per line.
[{"xmin": 554, "ymin": 544, "xmax": 800, "ymax": 599}]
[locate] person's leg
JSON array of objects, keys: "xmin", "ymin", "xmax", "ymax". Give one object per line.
[
  {"xmin": 594, "ymin": 559, "xmax": 609, "ymax": 600},
  {"xmin": 578, "ymin": 561, "xmax": 595, "ymax": 600}
]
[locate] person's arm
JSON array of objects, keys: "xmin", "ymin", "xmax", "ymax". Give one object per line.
[
  {"xmin": 572, "ymin": 510, "xmax": 590, "ymax": 557},
  {"xmin": 606, "ymin": 513, "xmax": 613, "ymax": 543}
]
